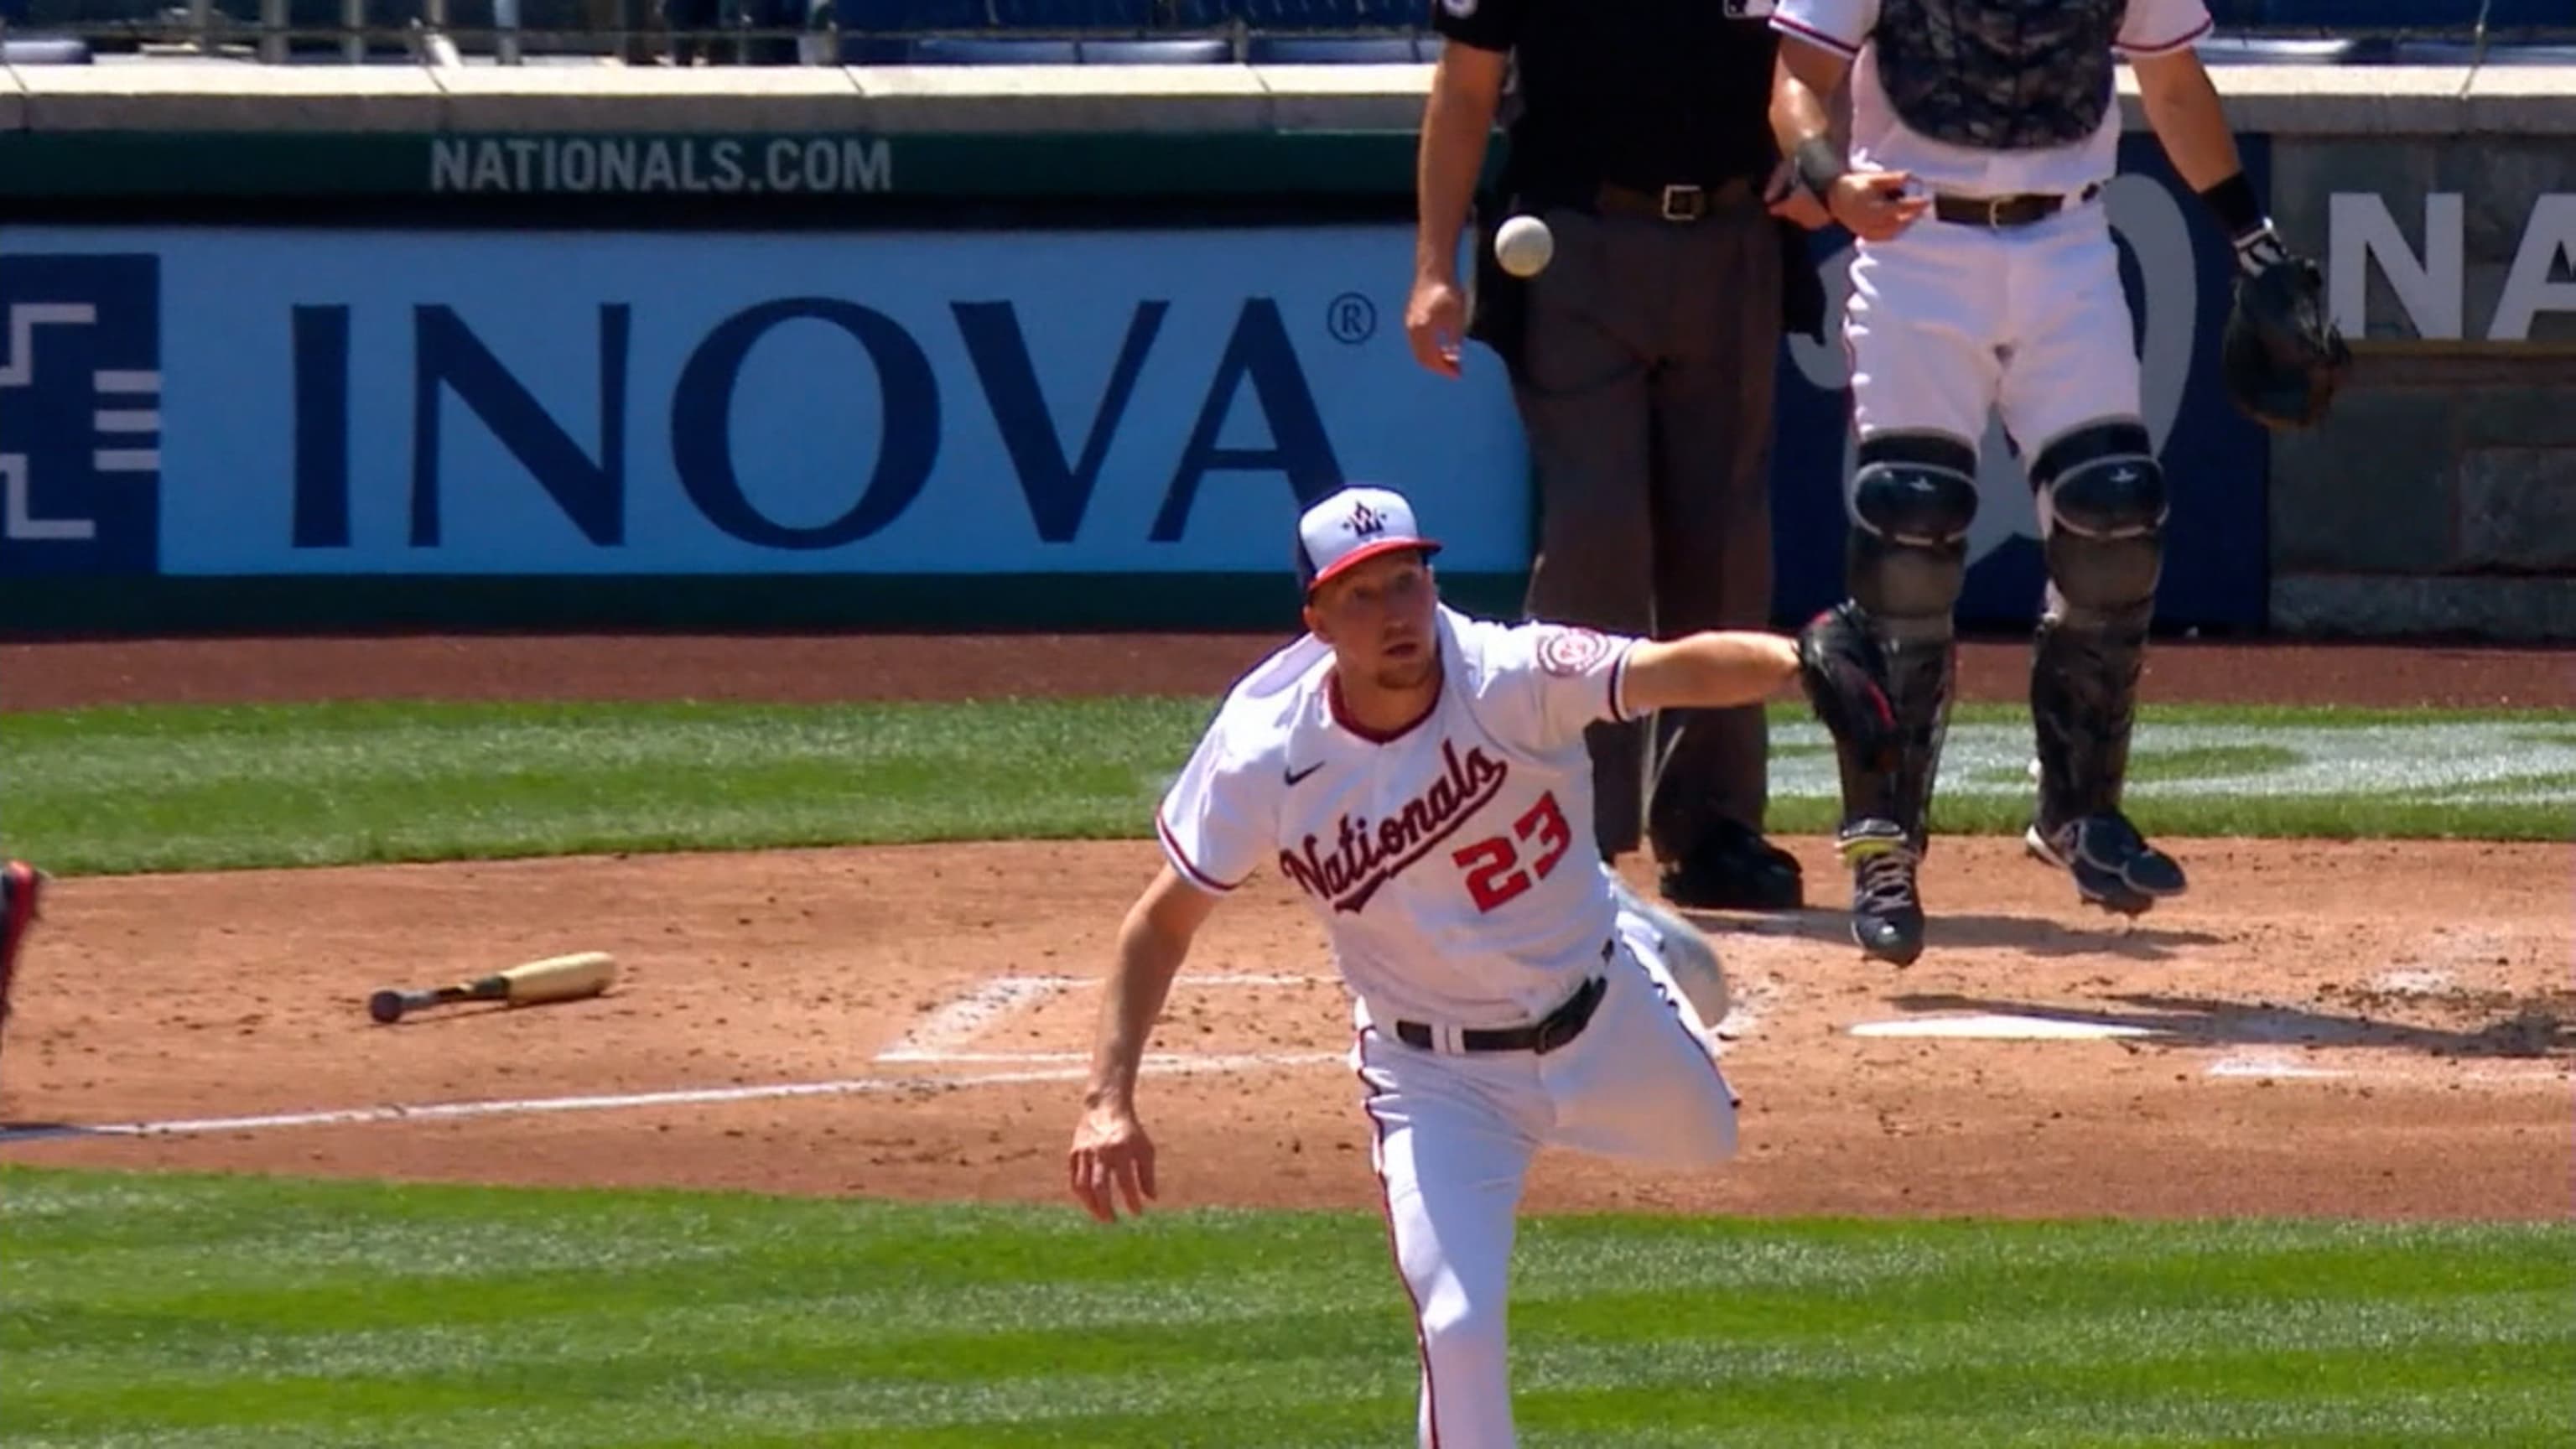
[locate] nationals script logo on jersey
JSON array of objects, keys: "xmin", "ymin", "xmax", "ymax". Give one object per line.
[
  {"xmin": 1279, "ymin": 740, "xmax": 1509, "ymax": 914},
  {"xmin": 1153, "ymin": 605, "xmax": 1639, "ymax": 1024}
]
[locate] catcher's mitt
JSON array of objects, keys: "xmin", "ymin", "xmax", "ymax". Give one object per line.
[
  {"xmin": 2222, "ymin": 251, "xmax": 2351, "ymax": 430},
  {"xmin": 1794, "ymin": 604, "xmax": 1899, "ymax": 775}
]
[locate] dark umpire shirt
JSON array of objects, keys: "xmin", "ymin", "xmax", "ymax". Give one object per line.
[{"xmin": 1431, "ymin": 0, "xmax": 1782, "ymax": 200}]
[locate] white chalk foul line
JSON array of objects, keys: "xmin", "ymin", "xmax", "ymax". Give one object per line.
[
  {"xmin": 877, "ymin": 974, "xmax": 1072, "ymax": 1061},
  {"xmin": 878, "ymin": 971, "xmax": 1339, "ymax": 1064},
  {"xmin": 2205, "ymin": 1054, "xmax": 2350, "ymax": 1080},
  {"xmin": 2205, "ymin": 1053, "xmax": 2568, "ymax": 1085},
  {"xmin": 0, "ymin": 1052, "xmax": 1345, "ymax": 1146},
  {"xmin": 879, "ymin": 1050, "xmax": 1341, "ymax": 1068}
]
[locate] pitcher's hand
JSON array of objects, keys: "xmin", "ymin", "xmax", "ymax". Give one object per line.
[
  {"xmin": 1068, "ymin": 1099, "xmax": 1157, "ymax": 1224},
  {"xmin": 1829, "ymin": 171, "xmax": 1930, "ymax": 242},
  {"xmin": 1405, "ymin": 273, "xmax": 1468, "ymax": 379}
]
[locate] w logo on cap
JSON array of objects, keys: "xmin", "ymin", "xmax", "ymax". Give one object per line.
[{"xmin": 1296, "ymin": 484, "xmax": 1441, "ymax": 595}]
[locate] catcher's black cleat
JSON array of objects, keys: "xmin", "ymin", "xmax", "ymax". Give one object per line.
[
  {"xmin": 1838, "ymin": 822, "xmax": 1924, "ymax": 967},
  {"xmin": 2025, "ymin": 813, "xmax": 2184, "ymax": 917}
]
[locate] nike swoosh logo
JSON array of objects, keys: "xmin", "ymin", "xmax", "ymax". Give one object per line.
[{"xmin": 1285, "ymin": 761, "xmax": 1325, "ymax": 787}]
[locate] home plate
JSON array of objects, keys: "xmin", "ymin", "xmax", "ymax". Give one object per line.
[{"xmin": 1849, "ymin": 1013, "xmax": 2155, "ymax": 1040}]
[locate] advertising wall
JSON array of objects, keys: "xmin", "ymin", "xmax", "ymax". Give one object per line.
[
  {"xmin": 0, "ymin": 224, "xmax": 1530, "ymax": 585},
  {"xmin": 0, "ymin": 132, "xmax": 2271, "ymax": 630}
]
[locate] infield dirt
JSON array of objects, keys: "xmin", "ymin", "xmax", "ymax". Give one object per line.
[{"xmin": 3, "ymin": 633, "xmax": 2569, "ymax": 1222}]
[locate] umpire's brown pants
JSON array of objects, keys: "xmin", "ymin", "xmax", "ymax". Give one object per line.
[{"xmin": 1511, "ymin": 196, "xmax": 1784, "ymax": 863}]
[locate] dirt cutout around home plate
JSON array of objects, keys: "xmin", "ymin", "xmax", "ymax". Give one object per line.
[{"xmin": 1, "ymin": 635, "xmax": 2569, "ymax": 1222}]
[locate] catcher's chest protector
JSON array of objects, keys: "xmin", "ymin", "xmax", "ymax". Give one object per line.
[{"xmin": 1874, "ymin": 0, "xmax": 2128, "ymax": 151}]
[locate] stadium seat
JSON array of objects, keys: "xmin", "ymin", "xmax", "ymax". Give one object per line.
[
  {"xmin": 908, "ymin": 34, "xmax": 1082, "ymax": 62},
  {"xmin": 2391, "ymin": 40, "xmax": 2576, "ymax": 64},
  {"xmin": 2191, "ymin": 34, "xmax": 2386, "ymax": 63},
  {"xmin": 832, "ymin": 34, "xmax": 914, "ymax": 62},
  {"xmin": 1244, "ymin": 34, "xmax": 1431, "ymax": 63},
  {"xmin": 2246, "ymin": 1, "xmax": 2569, "ymax": 26},
  {"xmin": 828, "ymin": 0, "xmax": 992, "ymax": 29},
  {"xmin": 1172, "ymin": 0, "xmax": 1422, "ymax": 29},
  {"xmin": 1079, "ymin": 36, "xmax": 1231, "ymax": 61},
  {"xmin": 827, "ymin": 0, "xmax": 1154, "ymax": 26},
  {"xmin": 0, "ymin": 36, "xmax": 91, "ymax": 62},
  {"xmin": 989, "ymin": 0, "xmax": 1154, "ymax": 25},
  {"xmin": 898, "ymin": 34, "xmax": 1228, "ymax": 61}
]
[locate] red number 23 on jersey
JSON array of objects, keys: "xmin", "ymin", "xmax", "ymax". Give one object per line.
[{"xmin": 1452, "ymin": 792, "xmax": 1574, "ymax": 913}]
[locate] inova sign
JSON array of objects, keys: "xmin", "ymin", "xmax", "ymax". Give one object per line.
[{"xmin": 2329, "ymin": 192, "xmax": 2576, "ymax": 343}]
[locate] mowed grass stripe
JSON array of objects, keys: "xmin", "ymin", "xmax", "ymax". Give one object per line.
[
  {"xmin": 3, "ymin": 1170, "xmax": 2569, "ymax": 1446},
  {"xmin": 3, "ymin": 699, "xmax": 2568, "ymax": 877},
  {"xmin": 0, "ymin": 699, "xmax": 1212, "ymax": 876}
]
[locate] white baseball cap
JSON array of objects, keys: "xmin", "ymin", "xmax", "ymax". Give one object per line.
[{"xmin": 1294, "ymin": 485, "xmax": 1442, "ymax": 596}]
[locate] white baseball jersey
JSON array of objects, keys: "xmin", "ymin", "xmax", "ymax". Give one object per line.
[
  {"xmin": 1156, "ymin": 604, "xmax": 1636, "ymax": 1031},
  {"xmin": 1773, "ymin": 0, "xmax": 2213, "ymax": 195}
]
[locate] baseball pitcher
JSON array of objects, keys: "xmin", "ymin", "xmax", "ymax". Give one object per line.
[
  {"xmin": 1765, "ymin": 0, "xmax": 2349, "ymax": 965},
  {"xmin": 1067, "ymin": 486, "xmax": 1800, "ymax": 1447},
  {"xmin": 0, "ymin": 860, "xmax": 45, "ymax": 1082}
]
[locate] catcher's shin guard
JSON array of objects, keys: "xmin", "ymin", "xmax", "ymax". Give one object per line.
[
  {"xmin": 2028, "ymin": 424, "xmax": 2186, "ymax": 911},
  {"xmin": 1857, "ymin": 632, "xmax": 1957, "ymax": 847},
  {"xmin": 1837, "ymin": 432, "xmax": 1976, "ymax": 847},
  {"xmin": 2030, "ymin": 423, "xmax": 2163, "ymax": 826}
]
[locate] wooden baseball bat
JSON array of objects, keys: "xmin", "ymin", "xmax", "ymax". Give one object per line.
[{"xmin": 368, "ymin": 952, "xmax": 615, "ymax": 1024}]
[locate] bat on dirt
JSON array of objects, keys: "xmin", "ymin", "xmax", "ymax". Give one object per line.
[{"xmin": 367, "ymin": 952, "xmax": 615, "ymax": 1024}]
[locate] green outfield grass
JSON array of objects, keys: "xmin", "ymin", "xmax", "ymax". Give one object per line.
[
  {"xmin": 2, "ymin": 699, "xmax": 2567, "ymax": 877},
  {"xmin": 3, "ymin": 1166, "xmax": 2569, "ymax": 1449}
]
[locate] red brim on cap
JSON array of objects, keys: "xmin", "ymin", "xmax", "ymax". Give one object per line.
[{"xmin": 1307, "ymin": 537, "xmax": 1441, "ymax": 594}]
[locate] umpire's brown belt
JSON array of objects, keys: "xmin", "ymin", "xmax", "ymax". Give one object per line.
[{"xmin": 1592, "ymin": 177, "xmax": 1762, "ymax": 222}]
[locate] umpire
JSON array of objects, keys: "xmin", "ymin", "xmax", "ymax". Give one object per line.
[{"xmin": 1406, "ymin": 0, "xmax": 1826, "ymax": 911}]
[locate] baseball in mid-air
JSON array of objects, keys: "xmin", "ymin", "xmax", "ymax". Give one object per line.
[{"xmin": 1495, "ymin": 214, "xmax": 1555, "ymax": 278}]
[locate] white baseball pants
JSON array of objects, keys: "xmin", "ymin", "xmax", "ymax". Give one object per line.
[
  {"xmin": 1350, "ymin": 920, "xmax": 1738, "ymax": 1448},
  {"xmin": 1845, "ymin": 197, "xmax": 2146, "ymax": 454}
]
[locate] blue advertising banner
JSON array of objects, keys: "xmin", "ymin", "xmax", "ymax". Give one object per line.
[
  {"xmin": 1765, "ymin": 132, "xmax": 2273, "ymax": 631},
  {"xmin": 0, "ymin": 223, "xmax": 1532, "ymax": 579},
  {"xmin": 0, "ymin": 252, "xmax": 163, "ymax": 579},
  {"xmin": 2, "ymin": 130, "xmax": 2269, "ymax": 633}
]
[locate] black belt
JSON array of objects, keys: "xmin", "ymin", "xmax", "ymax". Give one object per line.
[
  {"xmin": 1394, "ymin": 972, "xmax": 1607, "ymax": 1057},
  {"xmin": 1591, "ymin": 177, "xmax": 1761, "ymax": 222},
  {"xmin": 1931, "ymin": 183, "xmax": 2103, "ymax": 229}
]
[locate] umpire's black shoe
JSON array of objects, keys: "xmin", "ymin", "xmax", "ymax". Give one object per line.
[
  {"xmin": 1659, "ymin": 822, "xmax": 1804, "ymax": 911},
  {"xmin": 2025, "ymin": 813, "xmax": 2186, "ymax": 916},
  {"xmin": 1839, "ymin": 821, "xmax": 1924, "ymax": 966}
]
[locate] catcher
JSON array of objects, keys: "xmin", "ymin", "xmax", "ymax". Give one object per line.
[{"xmin": 1767, "ymin": 0, "xmax": 2348, "ymax": 964}]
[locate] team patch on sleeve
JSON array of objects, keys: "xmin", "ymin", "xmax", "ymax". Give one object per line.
[{"xmin": 1537, "ymin": 626, "xmax": 1613, "ymax": 678}]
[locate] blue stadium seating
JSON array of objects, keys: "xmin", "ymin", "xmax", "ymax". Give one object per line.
[
  {"xmin": 2, "ymin": 36, "xmax": 92, "ymax": 61},
  {"xmin": 1244, "ymin": 33, "xmax": 1432, "ymax": 63},
  {"xmin": 2193, "ymin": 34, "xmax": 2391, "ymax": 63},
  {"xmin": 2390, "ymin": 39, "xmax": 2576, "ymax": 62},
  {"xmin": 2241, "ymin": 1, "xmax": 2572, "ymax": 26},
  {"xmin": 871, "ymin": 33, "xmax": 1233, "ymax": 60},
  {"xmin": 1174, "ymin": 0, "xmax": 1425, "ymax": 29},
  {"xmin": 828, "ymin": 0, "xmax": 1155, "ymax": 27}
]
